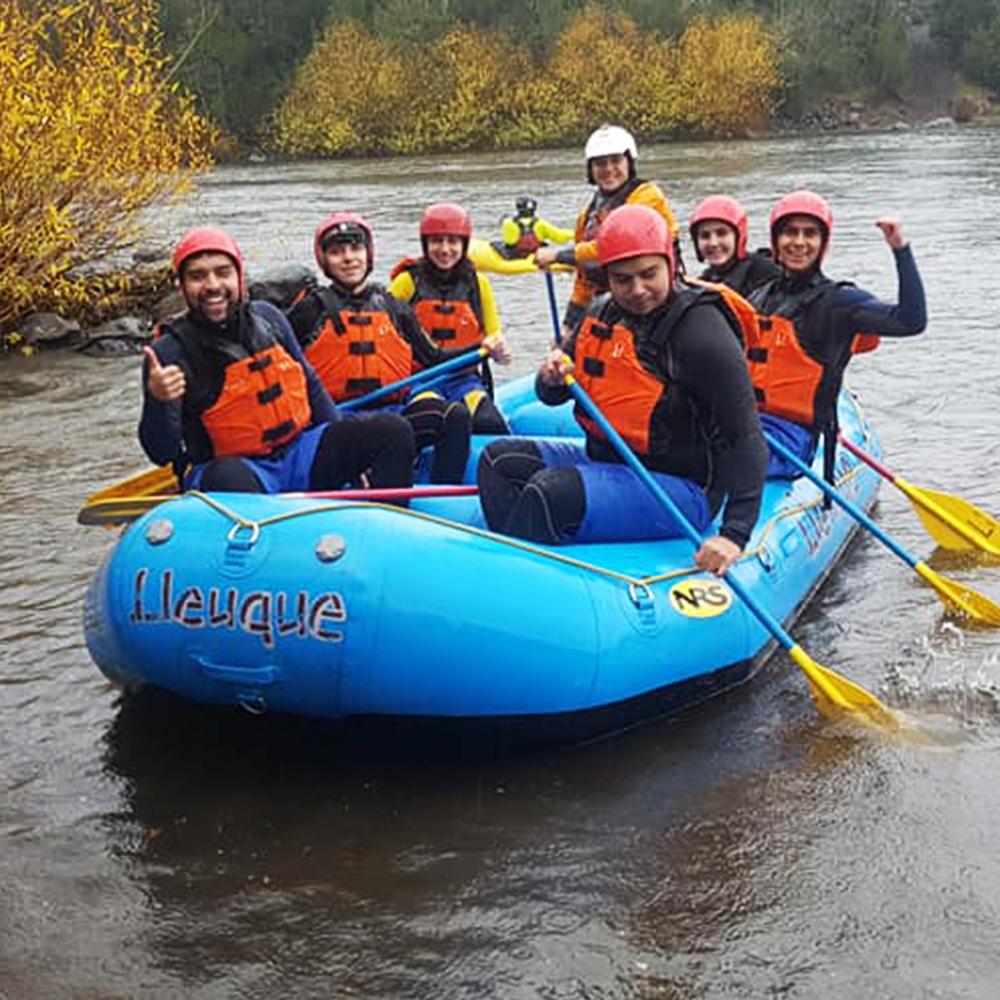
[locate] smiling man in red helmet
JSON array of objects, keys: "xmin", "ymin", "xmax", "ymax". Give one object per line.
[
  {"xmin": 746, "ymin": 190, "xmax": 926, "ymax": 480},
  {"xmin": 140, "ymin": 226, "xmax": 415, "ymax": 493},
  {"xmin": 478, "ymin": 204, "xmax": 767, "ymax": 576}
]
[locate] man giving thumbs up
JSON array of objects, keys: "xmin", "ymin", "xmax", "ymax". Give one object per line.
[{"xmin": 139, "ymin": 227, "xmax": 414, "ymax": 494}]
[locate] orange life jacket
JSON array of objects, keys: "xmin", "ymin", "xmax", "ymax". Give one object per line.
[
  {"xmin": 302, "ymin": 287, "xmax": 413, "ymax": 403},
  {"xmin": 573, "ymin": 287, "xmax": 730, "ymax": 458},
  {"xmin": 162, "ymin": 306, "xmax": 312, "ymax": 459},
  {"xmin": 574, "ymin": 313, "xmax": 664, "ymax": 455},
  {"xmin": 393, "ymin": 258, "xmax": 485, "ymax": 354},
  {"xmin": 747, "ymin": 280, "xmax": 879, "ymax": 431},
  {"xmin": 200, "ymin": 344, "xmax": 311, "ymax": 457}
]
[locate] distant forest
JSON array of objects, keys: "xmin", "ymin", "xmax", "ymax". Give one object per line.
[{"xmin": 153, "ymin": 0, "xmax": 1000, "ymax": 148}]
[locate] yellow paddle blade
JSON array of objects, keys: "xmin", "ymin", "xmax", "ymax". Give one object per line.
[
  {"xmin": 79, "ymin": 466, "xmax": 178, "ymax": 526},
  {"xmin": 84, "ymin": 465, "xmax": 177, "ymax": 505},
  {"xmin": 914, "ymin": 562, "xmax": 1000, "ymax": 626},
  {"xmin": 788, "ymin": 646, "xmax": 900, "ymax": 731},
  {"xmin": 898, "ymin": 478, "xmax": 1000, "ymax": 556},
  {"xmin": 77, "ymin": 494, "xmax": 176, "ymax": 527}
]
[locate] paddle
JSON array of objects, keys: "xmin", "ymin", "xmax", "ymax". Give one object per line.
[
  {"xmin": 339, "ymin": 345, "xmax": 488, "ymax": 412},
  {"xmin": 544, "ymin": 272, "xmax": 562, "ymax": 347},
  {"xmin": 84, "ymin": 464, "xmax": 179, "ymax": 507},
  {"xmin": 768, "ymin": 435, "xmax": 1000, "ymax": 626},
  {"xmin": 564, "ymin": 374, "xmax": 899, "ymax": 729},
  {"xmin": 77, "ymin": 484, "xmax": 479, "ymax": 527},
  {"xmin": 837, "ymin": 434, "xmax": 1000, "ymax": 556}
]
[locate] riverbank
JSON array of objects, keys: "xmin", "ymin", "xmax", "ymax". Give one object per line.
[
  {"xmin": 771, "ymin": 89, "xmax": 998, "ymax": 135},
  {"xmin": 1, "ymin": 97, "xmax": 993, "ymax": 360}
]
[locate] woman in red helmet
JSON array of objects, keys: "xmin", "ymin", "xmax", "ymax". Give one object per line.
[
  {"xmin": 746, "ymin": 190, "xmax": 926, "ymax": 479},
  {"xmin": 388, "ymin": 202, "xmax": 512, "ymax": 434},
  {"xmin": 689, "ymin": 195, "xmax": 780, "ymax": 297},
  {"xmin": 139, "ymin": 227, "xmax": 415, "ymax": 494},
  {"xmin": 287, "ymin": 211, "xmax": 507, "ymax": 483},
  {"xmin": 478, "ymin": 205, "xmax": 767, "ymax": 575}
]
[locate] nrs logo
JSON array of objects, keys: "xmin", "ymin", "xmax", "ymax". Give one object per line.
[{"xmin": 668, "ymin": 579, "xmax": 733, "ymax": 617}]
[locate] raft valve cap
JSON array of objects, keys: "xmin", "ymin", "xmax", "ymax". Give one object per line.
[
  {"xmin": 316, "ymin": 534, "xmax": 347, "ymax": 563},
  {"xmin": 145, "ymin": 519, "xmax": 174, "ymax": 545}
]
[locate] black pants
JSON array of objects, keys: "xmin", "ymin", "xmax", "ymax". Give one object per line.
[
  {"xmin": 309, "ymin": 413, "xmax": 416, "ymax": 490},
  {"xmin": 402, "ymin": 396, "xmax": 471, "ymax": 483},
  {"xmin": 477, "ymin": 438, "xmax": 585, "ymax": 544}
]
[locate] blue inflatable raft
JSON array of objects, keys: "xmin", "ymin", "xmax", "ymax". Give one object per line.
[{"xmin": 84, "ymin": 379, "xmax": 882, "ymax": 743}]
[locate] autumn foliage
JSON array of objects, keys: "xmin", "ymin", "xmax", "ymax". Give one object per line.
[
  {"xmin": 0, "ymin": 0, "xmax": 215, "ymax": 340},
  {"xmin": 271, "ymin": 6, "xmax": 780, "ymax": 158}
]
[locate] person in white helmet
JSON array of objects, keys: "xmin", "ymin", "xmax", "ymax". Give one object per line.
[{"xmin": 535, "ymin": 124, "xmax": 679, "ymax": 342}]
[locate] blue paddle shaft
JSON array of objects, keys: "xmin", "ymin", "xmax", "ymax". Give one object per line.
[
  {"xmin": 340, "ymin": 347, "xmax": 485, "ymax": 412},
  {"xmin": 766, "ymin": 433, "xmax": 918, "ymax": 570},
  {"xmin": 545, "ymin": 271, "xmax": 561, "ymax": 346},
  {"xmin": 566, "ymin": 378, "xmax": 797, "ymax": 654}
]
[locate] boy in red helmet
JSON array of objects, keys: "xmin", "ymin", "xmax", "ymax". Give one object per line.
[
  {"xmin": 140, "ymin": 226, "xmax": 415, "ymax": 493},
  {"xmin": 479, "ymin": 205, "xmax": 766, "ymax": 576},
  {"xmin": 688, "ymin": 195, "xmax": 780, "ymax": 297},
  {"xmin": 389, "ymin": 202, "xmax": 512, "ymax": 434},
  {"xmin": 287, "ymin": 211, "xmax": 508, "ymax": 483},
  {"xmin": 746, "ymin": 190, "xmax": 925, "ymax": 480}
]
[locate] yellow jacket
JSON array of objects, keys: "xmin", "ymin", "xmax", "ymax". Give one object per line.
[{"xmin": 388, "ymin": 267, "xmax": 501, "ymax": 338}]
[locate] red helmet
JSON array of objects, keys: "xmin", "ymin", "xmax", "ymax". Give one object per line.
[
  {"xmin": 597, "ymin": 204, "xmax": 675, "ymax": 273},
  {"xmin": 420, "ymin": 202, "xmax": 473, "ymax": 240},
  {"xmin": 770, "ymin": 190, "xmax": 833, "ymax": 261},
  {"xmin": 689, "ymin": 195, "xmax": 748, "ymax": 261},
  {"xmin": 314, "ymin": 211, "xmax": 374, "ymax": 277},
  {"xmin": 172, "ymin": 227, "xmax": 244, "ymax": 293}
]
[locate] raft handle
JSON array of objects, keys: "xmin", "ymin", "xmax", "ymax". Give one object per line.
[
  {"xmin": 628, "ymin": 582, "xmax": 655, "ymax": 611},
  {"xmin": 226, "ymin": 521, "xmax": 261, "ymax": 550},
  {"xmin": 194, "ymin": 655, "xmax": 282, "ymax": 688}
]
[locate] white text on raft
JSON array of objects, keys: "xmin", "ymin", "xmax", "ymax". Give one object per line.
[{"xmin": 130, "ymin": 568, "xmax": 347, "ymax": 649}]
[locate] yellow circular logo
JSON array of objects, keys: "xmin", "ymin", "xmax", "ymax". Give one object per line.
[{"xmin": 667, "ymin": 579, "xmax": 733, "ymax": 618}]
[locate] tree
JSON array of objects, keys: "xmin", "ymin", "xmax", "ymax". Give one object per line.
[
  {"xmin": 927, "ymin": 0, "xmax": 999, "ymax": 60},
  {"xmin": 0, "ymin": 0, "xmax": 215, "ymax": 335},
  {"xmin": 159, "ymin": 0, "xmax": 330, "ymax": 139}
]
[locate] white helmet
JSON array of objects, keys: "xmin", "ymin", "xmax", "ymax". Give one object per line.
[{"xmin": 584, "ymin": 124, "xmax": 637, "ymax": 183}]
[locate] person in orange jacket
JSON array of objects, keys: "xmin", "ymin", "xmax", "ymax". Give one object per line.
[
  {"xmin": 140, "ymin": 226, "xmax": 414, "ymax": 493},
  {"xmin": 746, "ymin": 190, "xmax": 926, "ymax": 480},
  {"xmin": 479, "ymin": 205, "xmax": 766, "ymax": 575},
  {"xmin": 388, "ymin": 202, "xmax": 512, "ymax": 434},
  {"xmin": 535, "ymin": 124, "xmax": 680, "ymax": 342},
  {"xmin": 288, "ymin": 211, "xmax": 508, "ymax": 483}
]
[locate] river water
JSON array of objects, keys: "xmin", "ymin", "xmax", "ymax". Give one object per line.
[{"xmin": 3, "ymin": 127, "xmax": 1000, "ymax": 999}]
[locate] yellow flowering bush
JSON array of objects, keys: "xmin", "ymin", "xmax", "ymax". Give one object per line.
[
  {"xmin": 675, "ymin": 15, "xmax": 781, "ymax": 135},
  {"xmin": 270, "ymin": 20, "xmax": 413, "ymax": 156},
  {"xmin": 269, "ymin": 6, "xmax": 782, "ymax": 157},
  {"xmin": 0, "ymin": 0, "xmax": 215, "ymax": 341}
]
